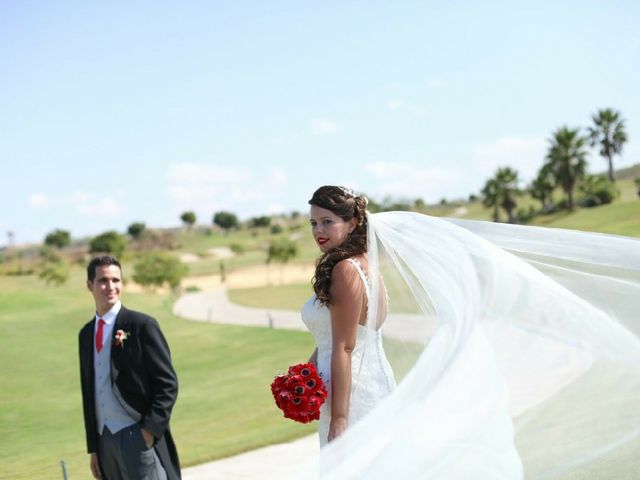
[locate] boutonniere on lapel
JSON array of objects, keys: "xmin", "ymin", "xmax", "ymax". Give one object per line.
[{"xmin": 113, "ymin": 329, "xmax": 131, "ymax": 348}]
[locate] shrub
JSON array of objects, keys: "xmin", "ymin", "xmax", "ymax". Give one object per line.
[
  {"xmin": 39, "ymin": 260, "xmax": 69, "ymax": 286},
  {"xmin": 127, "ymin": 222, "xmax": 146, "ymax": 239},
  {"xmin": 249, "ymin": 216, "xmax": 271, "ymax": 228},
  {"xmin": 578, "ymin": 175, "xmax": 618, "ymax": 207},
  {"xmin": 516, "ymin": 206, "xmax": 537, "ymax": 224},
  {"xmin": 270, "ymin": 224, "xmax": 284, "ymax": 235},
  {"xmin": 181, "ymin": 211, "xmax": 196, "ymax": 227},
  {"xmin": 133, "ymin": 253, "xmax": 188, "ymax": 290},
  {"xmin": 230, "ymin": 243, "xmax": 245, "ymax": 254},
  {"xmin": 44, "ymin": 229, "xmax": 71, "ymax": 249},
  {"xmin": 213, "ymin": 211, "xmax": 239, "ymax": 230},
  {"xmin": 89, "ymin": 231, "xmax": 126, "ymax": 258}
]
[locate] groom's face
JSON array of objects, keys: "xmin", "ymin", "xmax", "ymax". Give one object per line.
[{"xmin": 87, "ymin": 265, "xmax": 122, "ymax": 315}]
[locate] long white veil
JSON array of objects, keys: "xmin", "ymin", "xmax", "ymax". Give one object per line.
[{"xmin": 295, "ymin": 211, "xmax": 640, "ymax": 479}]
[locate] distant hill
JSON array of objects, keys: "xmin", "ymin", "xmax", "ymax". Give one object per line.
[{"xmin": 613, "ymin": 162, "xmax": 640, "ymax": 181}]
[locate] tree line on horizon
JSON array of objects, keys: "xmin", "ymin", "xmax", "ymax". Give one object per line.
[
  {"xmin": 4, "ymin": 107, "xmax": 639, "ymax": 286},
  {"xmin": 481, "ymin": 108, "xmax": 632, "ymax": 224}
]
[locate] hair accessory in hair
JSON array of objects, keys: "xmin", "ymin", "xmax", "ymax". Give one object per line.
[{"xmin": 338, "ymin": 186, "xmax": 356, "ymax": 198}]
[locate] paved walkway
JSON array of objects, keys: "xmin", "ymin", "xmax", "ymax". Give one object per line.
[
  {"xmin": 173, "ymin": 278, "xmax": 592, "ymax": 478},
  {"xmin": 172, "ymin": 289, "xmax": 306, "ymax": 331},
  {"xmin": 182, "ymin": 435, "xmax": 318, "ymax": 480},
  {"xmin": 174, "ymin": 287, "xmax": 316, "ymax": 478}
]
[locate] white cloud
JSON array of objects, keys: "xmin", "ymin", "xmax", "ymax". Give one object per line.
[
  {"xmin": 28, "ymin": 193, "xmax": 49, "ymax": 208},
  {"xmin": 311, "ymin": 118, "xmax": 340, "ymax": 135},
  {"xmin": 385, "ymin": 98, "xmax": 427, "ymax": 117},
  {"xmin": 268, "ymin": 167, "xmax": 287, "ymax": 187},
  {"xmin": 265, "ymin": 203, "xmax": 286, "ymax": 215},
  {"xmin": 363, "ymin": 162, "xmax": 464, "ymax": 201},
  {"xmin": 166, "ymin": 163, "xmax": 290, "ymax": 220},
  {"xmin": 26, "ymin": 191, "xmax": 124, "ymax": 216},
  {"xmin": 77, "ymin": 197, "xmax": 123, "ymax": 216},
  {"xmin": 386, "ymin": 99, "xmax": 404, "ymax": 110},
  {"xmin": 426, "ymin": 78, "xmax": 448, "ymax": 89},
  {"xmin": 472, "ymin": 136, "xmax": 547, "ymax": 182}
]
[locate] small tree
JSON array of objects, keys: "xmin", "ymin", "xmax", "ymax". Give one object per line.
[
  {"xmin": 588, "ymin": 108, "xmax": 627, "ymax": 182},
  {"xmin": 266, "ymin": 238, "xmax": 299, "ymax": 284},
  {"xmin": 44, "ymin": 229, "xmax": 71, "ymax": 249},
  {"xmin": 180, "ymin": 211, "xmax": 197, "ymax": 229},
  {"xmin": 213, "ymin": 211, "xmax": 239, "ymax": 232},
  {"xmin": 89, "ymin": 231, "xmax": 126, "ymax": 259},
  {"xmin": 482, "ymin": 168, "xmax": 522, "ymax": 223},
  {"xmin": 39, "ymin": 247, "xmax": 69, "ymax": 286},
  {"xmin": 481, "ymin": 178, "xmax": 500, "ymax": 222},
  {"xmin": 133, "ymin": 253, "xmax": 188, "ymax": 291},
  {"xmin": 249, "ymin": 216, "xmax": 271, "ymax": 228},
  {"xmin": 39, "ymin": 260, "xmax": 69, "ymax": 286},
  {"xmin": 578, "ymin": 174, "xmax": 618, "ymax": 207},
  {"xmin": 635, "ymin": 177, "xmax": 640, "ymax": 198},
  {"xmin": 529, "ymin": 165, "xmax": 555, "ymax": 213},
  {"xmin": 413, "ymin": 198, "xmax": 426, "ymax": 211},
  {"xmin": 127, "ymin": 222, "xmax": 146, "ymax": 239},
  {"xmin": 545, "ymin": 126, "xmax": 588, "ymax": 211},
  {"xmin": 495, "ymin": 167, "xmax": 520, "ymax": 224}
]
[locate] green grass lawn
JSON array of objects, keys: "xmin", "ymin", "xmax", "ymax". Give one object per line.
[
  {"xmin": 174, "ymin": 227, "xmax": 319, "ymax": 277},
  {"xmin": 0, "ymin": 270, "xmax": 315, "ymax": 480},
  {"xmin": 227, "ymin": 282, "xmax": 313, "ymax": 310},
  {"xmin": 524, "ymin": 177, "xmax": 640, "ymax": 236},
  {"xmin": 515, "ymin": 362, "xmax": 640, "ymax": 479}
]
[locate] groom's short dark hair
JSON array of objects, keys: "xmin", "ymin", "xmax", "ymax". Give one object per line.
[{"xmin": 87, "ymin": 255, "xmax": 122, "ymax": 282}]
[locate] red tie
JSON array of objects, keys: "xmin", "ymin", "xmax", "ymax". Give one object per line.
[{"xmin": 96, "ymin": 318, "xmax": 106, "ymax": 353}]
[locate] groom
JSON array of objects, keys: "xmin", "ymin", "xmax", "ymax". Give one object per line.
[{"xmin": 79, "ymin": 255, "xmax": 181, "ymax": 479}]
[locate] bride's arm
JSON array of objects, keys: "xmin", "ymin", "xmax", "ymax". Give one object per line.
[
  {"xmin": 328, "ymin": 260, "xmax": 364, "ymax": 442},
  {"xmin": 308, "ymin": 348, "xmax": 318, "ymax": 365}
]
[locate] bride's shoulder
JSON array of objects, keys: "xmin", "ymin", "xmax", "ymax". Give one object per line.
[
  {"xmin": 331, "ymin": 257, "xmax": 366, "ymax": 284},
  {"xmin": 332, "ymin": 258, "xmax": 357, "ymax": 276}
]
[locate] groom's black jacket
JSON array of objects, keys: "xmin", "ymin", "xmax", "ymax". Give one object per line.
[{"xmin": 79, "ymin": 305, "xmax": 181, "ymax": 479}]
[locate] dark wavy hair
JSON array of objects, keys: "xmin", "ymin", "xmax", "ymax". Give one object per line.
[
  {"xmin": 87, "ymin": 255, "xmax": 121, "ymax": 282},
  {"xmin": 309, "ymin": 186, "xmax": 368, "ymax": 305}
]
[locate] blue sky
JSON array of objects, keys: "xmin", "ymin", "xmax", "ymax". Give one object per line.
[{"xmin": 2, "ymin": 1, "xmax": 639, "ymax": 246}]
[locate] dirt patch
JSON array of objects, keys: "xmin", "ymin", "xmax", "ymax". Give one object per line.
[
  {"xmin": 207, "ymin": 247, "xmax": 235, "ymax": 259},
  {"xmin": 125, "ymin": 263, "xmax": 315, "ymax": 294},
  {"xmin": 179, "ymin": 253, "xmax": 200, "ymax": 263},
  {"xmin": 183, "ymin": 263, "xmax": 314, "ymax": 291}
]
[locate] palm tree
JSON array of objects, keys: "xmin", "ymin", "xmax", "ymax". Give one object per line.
[
  {"xmin": 545, "ymin": 126, "xmax": 588, "ymax": 211},
  {"xmin": 529, "ymin": 164, "xmax": 555, "ymax": 212},
  {"xmin": 495, "ymin": 167, "xmax": 520, "ymax": 224},
  {"xmin": 481, "ymin": 178, "xmax": 500, "ymax": 222},
  {"xmin": 588, "ymin": 108, "xmax": 627, "ymax": 182},
  {"xmin": 482, "ymin": 167, "xmax": 521, "ymax": 223}
]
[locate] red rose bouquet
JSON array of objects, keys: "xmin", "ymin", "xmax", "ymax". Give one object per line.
[{"xmin": 271, "ymin": 363, "xmax": 328, "ymax": 424}]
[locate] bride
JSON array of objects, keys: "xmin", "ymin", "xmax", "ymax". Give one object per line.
[
  {"xmin": 294, "ymin": 185, "xmax": 640, "ymax": 479},
  {"xmin": 302, "ymin": 185, "xmax": 395, "ymax": 446}
]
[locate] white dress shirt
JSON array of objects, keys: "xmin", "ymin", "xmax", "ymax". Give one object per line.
[{"xmin": 93, "ymin": 301, "xmax": 136, "ymax": 434}]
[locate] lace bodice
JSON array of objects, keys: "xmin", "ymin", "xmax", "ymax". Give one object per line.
[{"xmin": 301, "ymin": 257, "xmax": 395, "ymax": 447}]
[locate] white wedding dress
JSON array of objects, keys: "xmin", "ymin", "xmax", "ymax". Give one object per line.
[
  {"xmin": 291, "ymin": 212, "xmax": 640, "ymax": 480},
  {"xmin": 301, "ymin": 257, "xmax": 396, "ymax": 447}
]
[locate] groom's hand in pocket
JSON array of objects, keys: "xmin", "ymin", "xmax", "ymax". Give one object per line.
[
  {"xmin": 89, "ymin": 453, "xmax": 102, "ymax": 479},
  {"xmin": 141, "ymin": 427, "xmax": 154, "ymax": 448}
]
